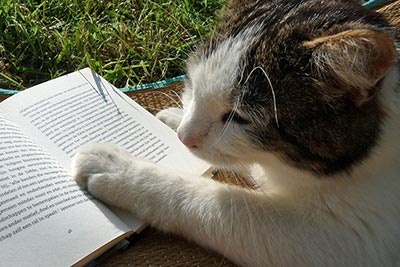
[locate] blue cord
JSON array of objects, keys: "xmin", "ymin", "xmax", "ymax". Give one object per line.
[
  {"xmin": 0, "ymin": 0, "xmax": 386, "ymax": 96},
  {"xmin": 0, "ymin": 88, "xmax": 23, "ymax": 95},
  {"xmin": 0, "ymin": 74, "xmax": 187, "ymax": 95},
  {"xmin": 119, "ymin": 75, "xmax": 187, "ymax": 93},
  {"xmin": 363, "ymin": 0, "xmax": 385, "ymax": 8}
]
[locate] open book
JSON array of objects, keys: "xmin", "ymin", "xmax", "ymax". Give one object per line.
[{"xmin": 0, "ymin": 68, "xmax": 209, "ymax": 267}]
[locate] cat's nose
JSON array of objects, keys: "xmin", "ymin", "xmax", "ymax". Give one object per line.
[{"xmin": 177, "ymin": 131, "xmax": 200, "ymax": 148}]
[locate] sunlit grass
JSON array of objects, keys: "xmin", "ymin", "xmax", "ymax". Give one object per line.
[{"xmin": 0, "ymin": 0, "xmax": 222, "ymax": 90}]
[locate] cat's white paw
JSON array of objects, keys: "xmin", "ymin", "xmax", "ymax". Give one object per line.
[
  {"xmin": 72, "ymin": 143, "xmax": 130, "ymax": 187},
  {"xmin": 72, "ymin": 143, "xmax": 136, "ymax": 207},
  {"xmin": 156, "ymin": 107, "xmax": 183, "ymax": 131},
  {"xmin": 72, "ymin": 143, "xmax": 162, "ymax": 210}
]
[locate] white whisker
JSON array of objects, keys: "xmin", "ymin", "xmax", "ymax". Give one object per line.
[
  {"xmin": 243, "ymin": 66, "xmax": 279, "ymax": 128},
  {"xmin": 215, "ymin": 93, "xmax": 245, "ymax": 144},
  {"xmin": 153, "ymin": 91, "xmax": 183, "ymax": 109},
  {"xmin": 170, "ymin": 90, "xmax": 184, "ymax": 105}
]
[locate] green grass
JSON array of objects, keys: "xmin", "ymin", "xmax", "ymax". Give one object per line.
[{"xmin": 0, "ymin": 0, "xmax": 222, "ymax": 90}]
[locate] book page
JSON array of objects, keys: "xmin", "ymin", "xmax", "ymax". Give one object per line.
[
  {"xmin": 1, "ymin": 68, "xmax": 210, "ymax": 228},
  {"xmin": 0, "ymin": 114, "xmax": 131, "ymax": 267},
  {"xmin": 1, "ymin": 68, "xmax": 209, "ymax": 175}
]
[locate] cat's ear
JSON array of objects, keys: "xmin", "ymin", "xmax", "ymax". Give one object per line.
[{"xmin": 304, "ymin": 29, "xmax": 397, "ymax": 105}]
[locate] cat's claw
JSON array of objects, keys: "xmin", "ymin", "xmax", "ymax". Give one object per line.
[{"xmin": 156, "ymin": 107, "xmax": 183, "ymax": 131}]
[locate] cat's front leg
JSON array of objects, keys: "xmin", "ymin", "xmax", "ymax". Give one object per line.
[
  {"xmin": 71, "ymin": 144, "xmax": 281, "ymax": 267},
  {"xmin": 72, "ymin": 144, "xmax": 332, "ymax": 267},
  {"xmin": 72, "ymin": 143, "xmax": 172, "ymax": 211},
  {"xmin": 156, "ymin": 107, "xmax": 183, "ymax": 131}
]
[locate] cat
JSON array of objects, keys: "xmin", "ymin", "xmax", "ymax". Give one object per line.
[{"xmin": 73, "ymin": 0, "xmax": 400, "ymax": 266}]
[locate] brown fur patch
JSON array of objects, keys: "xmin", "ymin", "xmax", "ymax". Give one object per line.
[
  {"xmin": 304, "ymin": 29, "xmax": 397, "ymax": 105},
  {"xmin": 190, "ymin": 0, "xmax": 399, "ymax": 176}
]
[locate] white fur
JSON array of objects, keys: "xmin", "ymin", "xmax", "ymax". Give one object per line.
[
  {"xmin": 73, "ymin": 29, "xmax": 400, "ymax": 266},
  {"xmin": 156, "ymin": 107, "xmax": 183, "ymax": 131},
  {"xmin": 176, "ymin": 28, "xmax": 260, "ymax": 166}
]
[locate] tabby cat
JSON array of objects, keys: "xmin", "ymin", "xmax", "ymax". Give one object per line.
[{"xmin": 73, "ymin": 0, "xmax": 400, "ymax": 266}]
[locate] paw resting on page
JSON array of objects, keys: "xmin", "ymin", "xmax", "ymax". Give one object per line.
[
  {"xmin": 72, "ymin": 143, "xmax": 131, "ymax": 186},
  {"xmin": 72, "ymin": 143, "xmax": 142, "ymax": 209},
  {"xmin": 156, "ymin": 107, "xmax": 183, "ymax": 131}
]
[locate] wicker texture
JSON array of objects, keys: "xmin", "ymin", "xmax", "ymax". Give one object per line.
[
  {"xmin": 126, "ymin": 83, "xmax": 184, "ymax": 116},
  {"xmin": 378, "ymin": 0, "xmax": 400, "ymax": 36},
  {"xmin": 99, "ymin": 228, "xmax": 235, "ymax": 267}
]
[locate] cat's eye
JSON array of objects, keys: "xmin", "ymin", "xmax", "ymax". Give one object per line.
[{"xmin": 221, "ymin": 111, "xmax": 250, "ymax": 125}]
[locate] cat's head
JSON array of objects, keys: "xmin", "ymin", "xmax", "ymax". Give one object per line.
[{"xmin": 178, "ymin": 0, "xmax": 398, "ymax": 176}]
